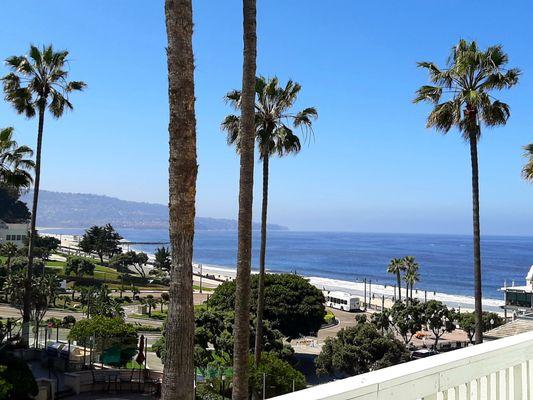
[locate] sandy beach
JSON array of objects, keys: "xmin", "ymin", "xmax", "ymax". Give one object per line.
[
  {"xmin": 194, "ymin": 262, "xmax": 504, "ymax": 313},
  {"xmin": 43, "ymin": 232, "xmax": 505, "ymax": 313}
]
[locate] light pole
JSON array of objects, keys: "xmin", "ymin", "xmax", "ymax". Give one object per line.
[
  {"xmin": 200, "ymin": 263, "xmax": 203, "ymax": 293},
  {"xmin": 263, "ymin": 372, "xmax": 266, "ymax": 400}
]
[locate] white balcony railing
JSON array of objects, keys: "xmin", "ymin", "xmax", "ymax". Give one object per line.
[{"xmin": 273, "ymin": 331, "xmax": 533, "ymax": 400}]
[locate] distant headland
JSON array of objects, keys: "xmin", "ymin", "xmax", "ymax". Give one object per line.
[{"xmin": 21, "ymin": 190, "xmax": 288, "ymax": 231}]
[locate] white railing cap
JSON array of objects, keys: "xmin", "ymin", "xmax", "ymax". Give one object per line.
[{"xmin": 272, "ymin": 330, "xmax": 533, "ymax": 400}]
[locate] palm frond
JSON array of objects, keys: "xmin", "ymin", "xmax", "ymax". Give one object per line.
[
  {"xmin": 522, "ymin": 144, "xmax": 533, "ymax": 182},
  {"xmin": 481, "ymin": 100, "xmax": 510, "ymax": 126},
  {"xmin": 413, "ymin": 85, "xmax": 443, "ymax": 104},
  {"xmin": 426, "ymin": 100, "xmax": 461, "ymax": 133},
  {"xmin": 2, "ymin": 44, "xmax": 84, "ymax": 119}
]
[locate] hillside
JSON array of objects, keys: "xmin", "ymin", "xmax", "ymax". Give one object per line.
[{"xmin": 21, "ymin": 190, "xmax": 288, "ymax": 231}]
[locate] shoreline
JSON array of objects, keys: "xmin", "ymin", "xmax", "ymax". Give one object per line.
[
  {"xmin": 194, "ymin": 263, "xmax": 504, "ymax": 313},
  {"xmin": 42, "ymin": 231, "xmax": 505, "ymax": 314}
]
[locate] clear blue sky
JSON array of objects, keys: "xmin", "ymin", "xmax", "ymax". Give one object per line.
[{"xmin": 1, "ymin": 1, "xmax": 532, "ymax": 234}]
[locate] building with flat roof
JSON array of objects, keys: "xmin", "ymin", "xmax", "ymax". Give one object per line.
[
  {"xmin": 0, "ymin": 219, "xmax": 29, "ymax": 247},
  {"xmin": 501, "ymin": 265, "xmax": 533, "ymax": 319}
]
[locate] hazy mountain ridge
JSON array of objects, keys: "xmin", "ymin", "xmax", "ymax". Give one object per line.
[{"xmin": 21, "ymin": 190, "xmax": 288, "ymax": 231}]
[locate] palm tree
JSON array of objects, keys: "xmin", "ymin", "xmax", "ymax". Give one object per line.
[
  {"xmin": 2, "ymin": 45, "xmax": 86, "ymax": 346},
  {"xmin": 222, "ymin": 77, "xmax": 317, "ymax": 365},
  {"xmin": 162, "ymin": 1, "xmax": 198, "ymax": 399},
  {"xmin": 414, "ymin": 40, "xmax": 519, "ymax": 344},
  {"xmin": 387, "ymin": 258, "xmax": 405, "ymax": 301},
  {"xmin": 231, "ymin": 0, "xmax": 257, "ymax": 397},
  {"xmin": 402, "ymin": 256, "xmax": 420, "ymax": 301},
  {"xmin": 522, "ymin": 144, "xmax": 533, "ymax": 181},
  {"xmin": 0, "ymin": 127, "xmax": 34, "ymax": 190}
]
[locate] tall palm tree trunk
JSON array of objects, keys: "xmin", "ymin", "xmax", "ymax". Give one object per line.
[
  {"xmin": 254, "ymin": 154, "xmax": 269, "ymax": 366},
  {"xmin": 162, "ymin": 1, "xmax": 198, "ymax": 399},
  {"xmin": 23, "ymin": 105, "xmax": 45, "ymax": 346},
  {"xmin": 232, "ymin": 0, "xmax": 257, "ymax": 398},
  {"xmin": 396, "ymin": 271, "xmax": 401, "ymax": 301},
  {"xmin": 469, "ymin": 132, "xmax": 483, "ymax": 344}
]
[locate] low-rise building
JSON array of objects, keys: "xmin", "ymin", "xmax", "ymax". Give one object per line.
[
  {"xmin": 500, "ymin": 265, "xmax": 533, "ymax": 319},
  {"xmin": 0, "ymin": 219, "xmax": 29, "ymax": 247}
]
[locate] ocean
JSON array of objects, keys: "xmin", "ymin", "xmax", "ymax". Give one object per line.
[{"xmin": 43, "ymin": 228, "xmax": 533, "ymax": 301}]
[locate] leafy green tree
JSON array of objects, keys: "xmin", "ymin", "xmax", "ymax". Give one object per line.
[
  {"xmin": 389, "ymin": 300, "xmax": 425, "ymax": 344},
  {"xmin": 370, "ymin": 309, "xmax": 391, "ymax": 333},
  {"xmin": 222, "ymin": 77, "xmax": 317, "ymax": 365},
  {"xmin": 208, "ymin": 273, "xmax": 325, "ymax": 338},
  {"xmin": 315, "ymin": 321, "xmax": 409, "ymax": 377},
  {"xmin": 0, "ymin": 242, "xmax": 18, "ymax": 271},
  {"xmin": 522, "ymin": 144, "xmax": 533, "ymax": 181},
  {"xmin": 424, "ymin": 300, "xmax": 456, "ymax": 348},
  {"xmin": 0, "ymin": 186, "xmax": 31, "ymax": 223},
  {"xmin": 79, "ymin": 224, "xmax": 122, "ymax": 263},
  {"xmin": 153, "ymin": 309, "xmax": 292, "ymax": 368},
  {"xmin": 249, "ymin": 352, "xmax": 306, "ymax": 398},
  {"xmin": 109, "ymin": 250, "xmax": 148, "ymax": 278},
  {"xmin": 457, "ymin": 311, "xmax": 504, "ymax": 344},
  {"xmin": 65, "ymin": 256, "xmax": 95, "ymax": 277},
  {"xmin": 0, "ymin": 127, "xmax": 34, "ymax": 191},
  {"xmin": 414, "ymin": 40, "xmax": 519, "ymax": 343},
  {"xmin": 2, "ymin": 45, "xmax": 86, "ymax": 346},
  {"xmin": 22, "ymin": 234, "xmax": 60, "ymax": 261},
  {"xmin": 10, "ymin": 257, "xmax": 44, "ymax": 274},
  {"xmin": 68, "ymin": 315, "xmax": 137, "ymax": 366},
  {"xmin": 387, "ymin": 258, "xmax": 405, "ymax": 301}
]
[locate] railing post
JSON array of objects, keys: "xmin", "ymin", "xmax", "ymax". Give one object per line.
[{"xmin": 513, "ymin": 363, "xmax": 523, "ymax": 400}]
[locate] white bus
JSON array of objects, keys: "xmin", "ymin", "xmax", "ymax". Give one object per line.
[{"xmin": 323, "ymin": 290, "xmax": 360, "ymax": 311}]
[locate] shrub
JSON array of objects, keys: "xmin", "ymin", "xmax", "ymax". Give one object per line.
[
  {"xmin": 0, "ymin": 351, "xmax": 38, "ymax": 399},
  {"xmin": 195, "ymin": 384, "xmax": 230, "ymax": 400},
  {"xmin": 249, "ymin": 353, "xmax": 306, "ymax": 398},
  {"xmin": 62, "ymin": 315, "xmax": 76, "ymax": 327},
  {"xmin": 323, "ymin": 310, "xmax": 336, "ymax": 325}
]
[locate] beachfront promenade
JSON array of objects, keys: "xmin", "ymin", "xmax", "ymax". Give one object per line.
[{"xmin": 273, "ymin": 330, "xmax": 533, "ymax": 400}]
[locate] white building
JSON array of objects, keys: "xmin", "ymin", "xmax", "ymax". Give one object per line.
[{"xmin": 0, "ymin": 219, "xmax": 29, "ymax": 247}]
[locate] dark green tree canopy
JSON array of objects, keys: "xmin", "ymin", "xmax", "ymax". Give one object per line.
[
  {"xmin": 414, "ymin": 40, "xmax": 520, "ymax": 139},
  {"xmin": 109, "ymin": 250, "xmax": 148, "ymax": 278},
  {"xmin": 456, "ymin": 311, "xmax": 504, "ymax": 344},
  {"xmin": 248, "ymin": 352, "xmax": 306, "ymax": 398},
  {"xmin": 65, "ymin": 256, "xmax": 95, "ymax": 277},
  {"xmin": 207, "ymin": 273, "xmax": 325, "ymax": 338},
  {"xmin": 79, "ymin": 224, "xmax": 122, "ymax": 263},
  {"xmin": 153, "ymin": 309, "xmax": 292, "ymax": 368},
  {"xmin": 0, "ymin": 186, "xmax": 30, "ymax": 223},
  {"xmin": 424, "ymin": 300, "xmax": 456, "ymax": 346},
  {"xmin": 388, "ymin": 300, "xmax": 425, "ymax": 344},
  {"xmin": 22, "ymin": 233, "xmax": 60, "ymax": 261},
  {"xmin": 315, "ymin": 320, "xmax": 409, "ymax": 377}
]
